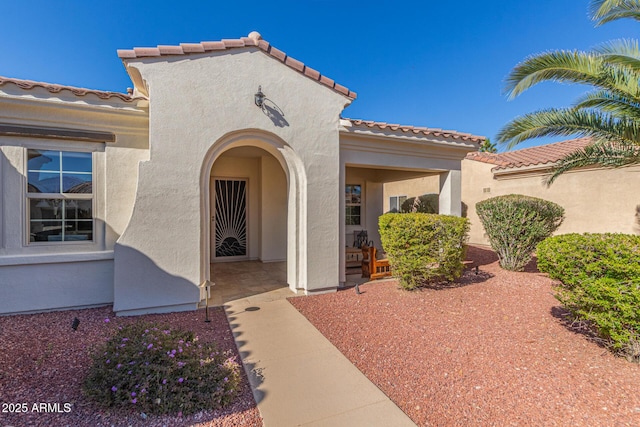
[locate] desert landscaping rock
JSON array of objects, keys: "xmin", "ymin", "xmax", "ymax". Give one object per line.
[{"xmin": 290, "ymin": 245, "xmax": 640, "ymax": 426}]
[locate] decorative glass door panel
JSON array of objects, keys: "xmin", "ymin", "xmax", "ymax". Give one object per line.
[{"xmin": 214, "ymin": 179, "xmax": 247, "ymax": 258}]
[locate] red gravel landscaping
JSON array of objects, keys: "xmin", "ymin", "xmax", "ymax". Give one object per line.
[
  {"xmin": 0, "ymin": 306, "xmax": 261, "ymax": 427},
  {"xmin": 289, "ymin": 245, "xmax": 640, "ymax": 427}
]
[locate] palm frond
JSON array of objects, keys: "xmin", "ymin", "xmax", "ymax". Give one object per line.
[
  {"xmin": 546, "ymin": 139, "xmax": 640, "ymax": 184},
  {"xmin": 497, "ymin": 108, "xmax": 640, "ymax": 149},
  {"xmin": 595, "ymin": 39, "xmax": 640, "ymax": 70},
  {"xmin": 505, "ymin": 51, "xmax": 606, "ymax": 99},
  {"xmin": 590, "ymin": 0, "xmax": 640, "ymax": 25},
  {"xmin": 574, "ymin": 89, "xmax": 640, "ymax": 120}
]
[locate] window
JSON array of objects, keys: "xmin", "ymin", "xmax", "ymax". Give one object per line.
[
  {"xmin": 389, "ymin": 195, "xmax": 407, "ymax": 212},
  {"xmin": 345, "ymin": 184, "xmax": 361, "ymax": 225},
  {"xmin": 27, "ymin": 149, "xmax": 93, "ymax": 242}
]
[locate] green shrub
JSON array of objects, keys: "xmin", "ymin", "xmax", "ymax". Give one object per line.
[
  {"xmin": 476, "ymin": 194, "xmax": 564, "ymax": 271},
  {"xmin": 537, "ymin": 233, "xmax": 640, "ymax": 360},
  {"xmin": 378, "ymin": 213, "xmax": 469, "ymax": 290},
  {"xmin": 84, "ymin": 322, "xmax": 241, "ymax": 415},
  {"xmin": 400, "ymin": 194, "xmax": 439, "ymax": 214},
  {"xmin": 537, "ymin": 233, "xmax": 640, "ymax": 288}
]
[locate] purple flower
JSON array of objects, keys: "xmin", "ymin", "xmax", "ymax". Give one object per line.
[
  {"xmin": 128, "ymin": 370, "xmax": 132, "ymax": 375},
  {"xmin": 162, "ymin": 379, "xmax": 167, "ymax": 385},
  {"xmin": 141, "ymin": 388, "xmax": 146, "ymax": 393},
  {"xmin": 117, "ymin": 364, "xmax": 122, "ymax": 369},
  {"xmin": 177, "ymin": 362, "xmax": 185, "ymax": 368},
  {"xmin": 122, "ymin": 338, "xmax": 129, "ymax": 342},
  {"xmin": 111, "ymin": 386, "xmax": 117, "ymax": 392},
  {"xmin": 106, "ymin": 359, "xmax": 110, "ymax": 364},
  {"xmin": 171, "ymin": 349, "xmax": 176, "ymax": 354},
  {"xmin": 147, "ymin": 343, "xmax": 153, "ymax": 350},
  {"xmin": 104, "ymin": 318, "xmax": 110, "ymax": 323},
  {"xmin": 131, "ymin": 392, "xmax": 137, "ymax": 397},
  {"xmin": 178, "ymin": 378, "xmax": 184, "ymax": 383},
  {"xmin": 132, "ymin": 398, "xmax": 137, "ymax": 404},
  {"xmin": 144, "ymin": 329, "xmax": 149, "ymax": 333}
]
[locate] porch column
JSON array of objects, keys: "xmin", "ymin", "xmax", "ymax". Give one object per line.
[{"xmin": 439, "ymin": 170, "xmax": 462, "ymax": 216}]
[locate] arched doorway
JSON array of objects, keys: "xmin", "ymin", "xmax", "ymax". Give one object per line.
[{"xmin": 200, "ymin": 131, "xmax": 306, "ymax": 303}]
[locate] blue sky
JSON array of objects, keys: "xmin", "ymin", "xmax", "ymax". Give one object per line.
[{"xmin": 0, "ymin": 1, "xmax": 635, "ymax": 151}]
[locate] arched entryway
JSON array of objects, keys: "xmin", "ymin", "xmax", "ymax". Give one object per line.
[{"xmin": 200, "ymin": 131, "xmax": 306, "ymax": 304}]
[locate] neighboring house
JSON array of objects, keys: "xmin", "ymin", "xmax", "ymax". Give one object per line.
[
  {"xmin": 0, "ymin": 32, "xmax": 483, "ymax": 316},
  {"xmin": 463, "ymin": 137, "xmax": 640, "ymax": 245},
  {"xmin": 383, "ymin": 175, "xmax": 440, "ymax": 212}
]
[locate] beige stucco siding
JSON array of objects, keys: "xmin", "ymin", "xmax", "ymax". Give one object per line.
[
  {"xmin": 0, "ymin": 90, "xmax": 148, "ymax": 315},
  {"xmin": 114, "ymin": 48, "xmax": 350, "ymax": 314},
  {"xmin": 383, "ymin": 175, "xmax": 440, "ymax": 212},
  {"xmin": 462, "ymin": 159, "xmax": 640, "ymax": 245}
]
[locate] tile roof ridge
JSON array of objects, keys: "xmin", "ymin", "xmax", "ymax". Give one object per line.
[
  {"xmin": 465, "ymin": 137, "xmax": 594, "ymax": 169},
  {"xmin": 117, "ymin": 31, "xmax": 357, "ymax": 100},
  {"xmin": 0, "ymin": 75, "xmax": 137, "ymax": 102},
  {"xmin": 345, "ymin": 118, "xmax": 485, "ymax": 143}
]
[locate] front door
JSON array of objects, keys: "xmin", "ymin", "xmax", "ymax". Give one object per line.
[{"xmin": 212, "ymin": 178, "xmax": 248, "ymax": 261}]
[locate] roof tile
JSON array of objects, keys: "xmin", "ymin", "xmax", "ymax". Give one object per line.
[
  {"xmin": 180, "ymin": 43, "xmax": 205, "ymax": 53},
  {"xmin": 158, "ymin": 45, "xmax": 183, "ymax": 55},
  {"xmin": 133, "ymin": 47, "xmax": 161, "ymax": 57},
  {"xmin": 118, "ymin": 32, "xmax": 356, "ymax": 99},
  {"xmin": 285, "ymin": 56, "xmax": 305, "ymax": 72},
  {"xmin": 0, "ymin": 76, "xmax": 136, "ymax": 102},
  {"xmin": 347, "ymin": 119, "xmax": 485, "ymax": 143},
  {"xmin": 465, "ymin": 137, "xmax": 592, "ymax": 170},
  {"xmin": 201, "ymin": 41, "xmax": 226, "ymax": 51}
]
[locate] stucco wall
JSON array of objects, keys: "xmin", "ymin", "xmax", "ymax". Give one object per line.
[
  {"xmin": 0, "ymin": 90, "xmax": 148, "ymax": 315},
  {"xmin": 462, "ymin": 159, "xmax": 640, "ymax": 245},
  {"xmin": 261, "ymin": 155, "xmax": 287, "ymax": 262},
  {"xmin": 383, "ymin": 175, "xmax": 440, "ymax": 212},
  {"xmin": 114, "ymin": 48, "xmax": 350, "ymax": 314}
]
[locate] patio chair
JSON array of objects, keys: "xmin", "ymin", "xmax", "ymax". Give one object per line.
[{"xmin": 361, "ymin": 245, "xmax": 391, "ymax": 280}]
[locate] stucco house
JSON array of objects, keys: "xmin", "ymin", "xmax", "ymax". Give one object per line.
[
  {"xmin": 0, "ymin": 32, "xmax": 483, "ymax": 316},
  {"xmin": 462, "ymin": 137, "xmax": 640, "ymax": 245}
]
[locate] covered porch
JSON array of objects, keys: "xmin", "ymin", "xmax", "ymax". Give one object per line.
[{"xmin": 338, "ymin": 119, "xmax": 481, "ymax": 286}]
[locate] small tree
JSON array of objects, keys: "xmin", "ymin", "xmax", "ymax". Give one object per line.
[
  {"xmin": 479, "ymin": 137, "xmax": 497, "ymax": 153},
  {"xmin": 400, "ymin": 194, "xmax": 439, "ymax": 213},
  {"xmin": 476, "ymin": 195, "xmax": 564, "ymax": 271}
]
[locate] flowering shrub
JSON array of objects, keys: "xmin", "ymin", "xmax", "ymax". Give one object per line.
[{"xmin": 84, "ymin": 321, "xmax": 241, "ymax": 414}]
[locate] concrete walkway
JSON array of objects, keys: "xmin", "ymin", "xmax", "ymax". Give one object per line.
[{"xmin": 224, "ymin": 288, "xmax": 416, "ymax": 427}]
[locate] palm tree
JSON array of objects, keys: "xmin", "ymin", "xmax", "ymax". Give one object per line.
[{"xmin": 497, "ymin": 0, "xmax": 640, "ymax": 184}]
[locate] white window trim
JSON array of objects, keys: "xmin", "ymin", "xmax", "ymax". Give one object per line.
[
  {"xmin": 19, "ymin": 139, "xmax": 105, "ymax": 249},
  {"xmin": 389, "ymin": 195, "xmax": 407, "ymax": 212},
  {"xmin": 345, "ymin": 183, "xmax": 363, "ymax": 226}
]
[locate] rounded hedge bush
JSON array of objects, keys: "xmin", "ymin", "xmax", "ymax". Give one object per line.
[
  {"xmin": 537, "ymin": 233, "xmax": 640, "ymax": 360},
  {"xmin": 476, "ymin": 194, "xmax": 564, "ymax": 271},
  {"xmin": 378, "ymin": 213, "xmax": 469, "ymax": 290},
  {"xmin": 84, "ymin": 321, "xmax": 241, "ymax": 415}
]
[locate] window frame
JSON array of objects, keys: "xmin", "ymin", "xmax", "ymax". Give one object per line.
[
  {"xmin": 345, "ymin": 183, "xmax": 362, "ymax": 226},
  {"xmin": 24, "ymin": 145, "xmax": 97, "ymax": 246},
  {"xmin": 389, "ymin": 195, "xmax": 407, "ymax": 212}
]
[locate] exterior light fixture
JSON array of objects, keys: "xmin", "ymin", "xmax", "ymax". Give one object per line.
[{"xmin": 254, "ymin": 86, "xmax": 265, "ymax": 107}]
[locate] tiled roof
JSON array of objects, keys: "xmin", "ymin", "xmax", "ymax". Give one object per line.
[
  {"xmin": 0, "ymin": 76, "xmax": 135, "ymax": 102},
  {"xmin": 347, "ymin": 119, "xmax": 485, "ymax": 144},
  {"xmin": 117, "ymin": 31, "xmax": 357, "ymax": 99},
  {"xmin": 466, "ymin": 137, "xmax": 593, "ymax": 170}
]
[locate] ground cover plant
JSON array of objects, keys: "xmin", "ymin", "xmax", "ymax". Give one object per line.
[
  {"xmin": 476, "ymin": 194, "xmax": 564, "ymax": 271},
  {"xmin": 537, "ymin": 233, "xmax": 640, "ymax": 360},
  {"xmin": 0, "ymin": 306, "xmax": 261, "ymax": 427},
  {"xmin": 84, "ymin": 321, "xmax": 241, "ymax": 415},
  {"xmin": 378, "ymin": 212, "xmax": 469, "ymax": 289}
]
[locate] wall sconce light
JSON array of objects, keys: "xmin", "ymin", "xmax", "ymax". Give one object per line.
[{"xmin": 254, "ymin": 86, "xmax": 265, "ymax": 108}]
